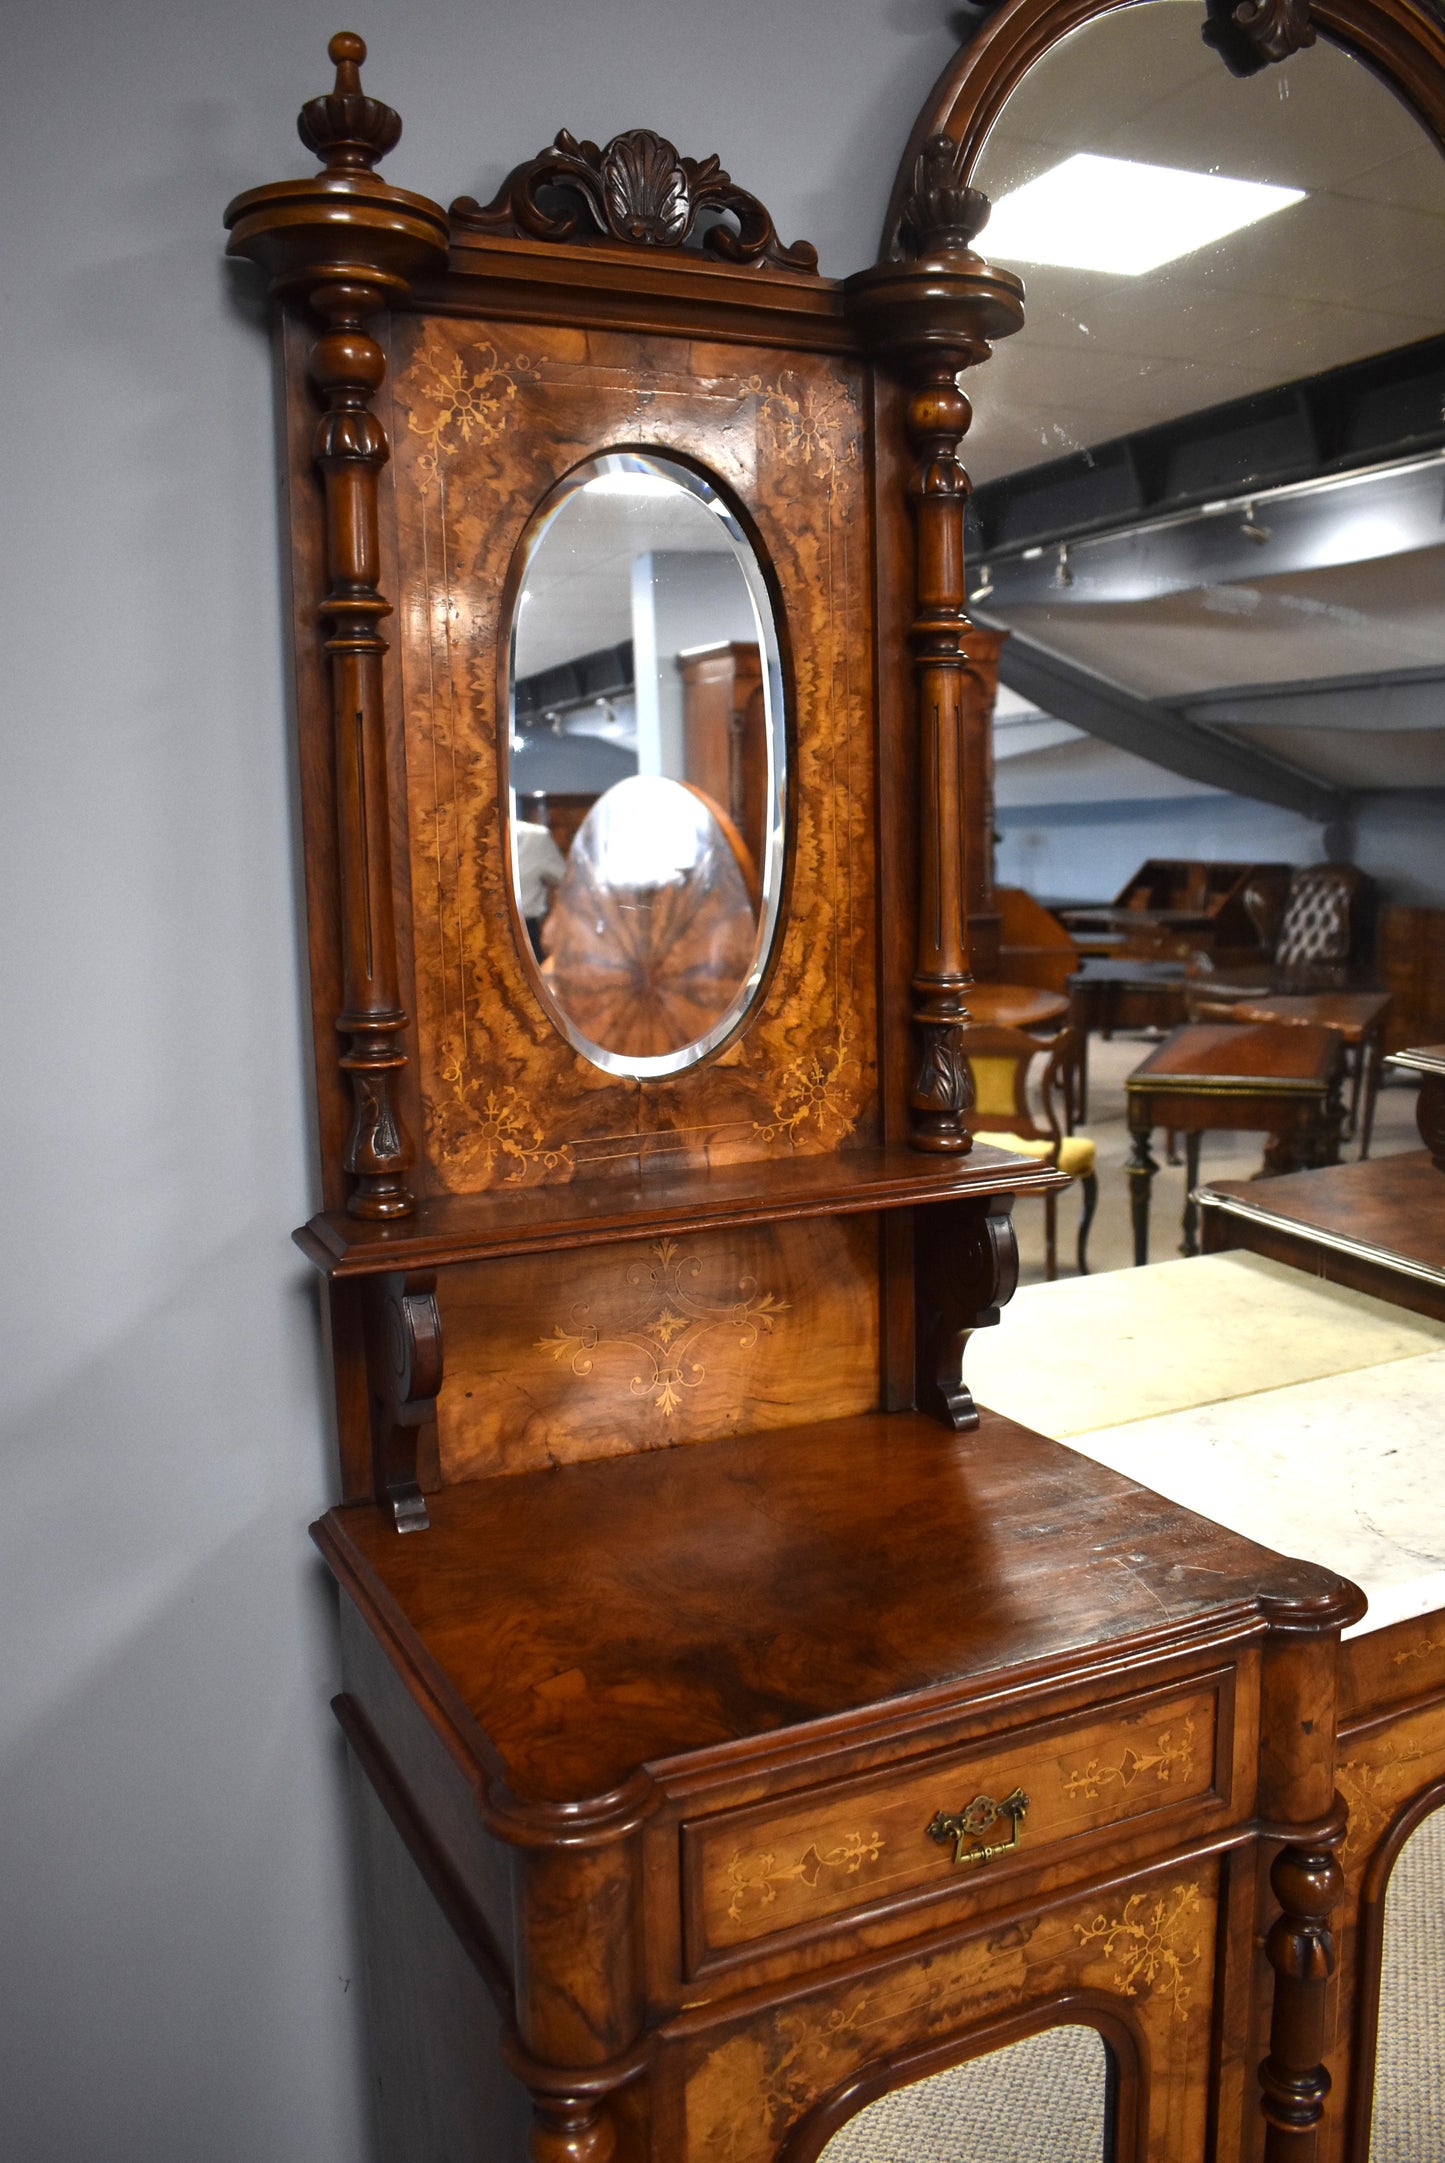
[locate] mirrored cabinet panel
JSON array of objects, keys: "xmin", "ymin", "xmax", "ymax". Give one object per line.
[{"xmin": 504, "ymin": 451, "xmax": 786, "ymax": 1076}]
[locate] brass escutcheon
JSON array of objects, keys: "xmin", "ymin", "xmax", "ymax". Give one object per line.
[{"xmin": 927, "ymin": 1785, "xmax": 1029, "ymax": 1867}]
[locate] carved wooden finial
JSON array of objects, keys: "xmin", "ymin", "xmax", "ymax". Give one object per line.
[
  {"xmin": 900, "ymin": 136, "xmax": 992, "ymax": 260},
  {"xmin": 297, "ymin": 30, "xmax": 403, "ymax": 171}
]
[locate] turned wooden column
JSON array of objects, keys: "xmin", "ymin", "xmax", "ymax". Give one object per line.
[
  {"xmin": 225, "ymin": 35, "xmax": 449, "ymax": 1217},
  {"xmin": 1255, "ymin": 1580, "xmax": 1367, "ymax": 2159},
  {"xmin": 961, "ymin": 625, "xmax": 1006, "ymax": 980},
  {"xmin": 847, "ymin": 141, "xmax": 1024, "ymax": 1152}
]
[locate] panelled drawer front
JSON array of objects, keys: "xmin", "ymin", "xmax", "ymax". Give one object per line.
[{"xmin": 683, "ymin": 1677, "xmax": 1223, "ymax": 1963}]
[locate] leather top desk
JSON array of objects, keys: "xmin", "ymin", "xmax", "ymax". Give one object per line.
[{"xmin": 1184, "ymin": 992, "xmax": 1393, "ymax": 1160}]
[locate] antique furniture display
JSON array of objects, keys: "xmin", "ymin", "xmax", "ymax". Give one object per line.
[
  {"xmin": 1187, "ymin": 866, "xmax": 1373, "ymax": 1002},
  {"xmin": 1376, "ymin": 905, "xmax": 1445, "ymax": 1050},
  {"xmin": 224, "ymin": 3, "xmax": 1445, "ymax": 2155},
  {"xmin": 1058, "ymin": 862, "xmax": 1289, "ymax": 966},
  {"xmin": 967, "ymin": 1252, "xmax": 1445, "ymax": 2163},
  {"xmin": 994, "ymin": 884, "xmax": 1079, "ymax": 996},
  {"xmin": 1198, "ymin": 1045, "xmax": 1445, "ymax": 1323},
  {"xmin": 1125, "ymin": 1023, "xmax": 1344, "ymax": 1265},
  {"xmin": 1067, "ymin": 959, "xmax": 1190, "ymax": 1120},
  {"xmin": 1183, "ymin": 991, "xmax": 1392, "ymax": 1159},
  {"xmin": 966, "ymin": 981, "xmax": 1069, "ymax": 1030},
  {"xmin": 963, "ymin": 1023, "xmax": 1096, "ymax": 1277}
]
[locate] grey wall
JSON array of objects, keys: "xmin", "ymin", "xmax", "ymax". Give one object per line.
[
  {"xmin": 0, "ymin": 3, "xmax": 964, "ymax": 2158},
  {"xmin": 996, "ymin": 785, "xmax": 1445, "ymax": 905}
]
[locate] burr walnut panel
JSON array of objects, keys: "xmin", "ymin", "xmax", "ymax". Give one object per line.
[
  {"xmin": 386, "ymin": 315, "xmax": 877, "ymax": 1193},
  {"xmin": 434, "ymin": 1215, "xmax": 880, "ymax": 1481},
  {"xmin": 672, "ymin": 1857, "xmax": 1220, "ymax": 2163},
  {"xmin": 684, "ymin": 1677, "xmax": 1223, "ymax": 1968}
]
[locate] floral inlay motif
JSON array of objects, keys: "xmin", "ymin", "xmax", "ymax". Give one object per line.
[
  {"xmin": 1064, "ymin": 1717, "xmax": 1196, "ymax": 1802},
  {"xmin": 406, "ymin": 341, "xmax": 532, "ymax": 490},
  {"xmin": 742, "ymin": 369, "xmax": 859, "ymax": 479},
  {"xmin": 1392, "ymin": 1632, "xmax": 1445, "ymax": 1668},
  {"xmin": 725, "ymin": 1829, "xmax": 885, "ymax": 1927},
  {"xmin": 437, "ymin": 1064, "xmax": 572, "ymax": 1183},
  {"xmin": 1337, "ymin": 1741, "xmax": 1435, "ymax": 1856},
  {"xmin": 1075, "ymin": 1882, "xmax": 1203, "ymax": 2018},
  {"xmin": 753, "ymin": 1025, "xmax": 855, "ymax": 1145},
  {"xmin": 537, "ymin": 1237, "xmax": 788, "ymax": 1416}
]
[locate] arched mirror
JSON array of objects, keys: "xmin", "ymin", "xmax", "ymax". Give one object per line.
[
  {"xmin": 504, "ymin": 450, "xmax": 786, "ymax": 1078},
  {"xmin": 817, "ymin": 2024, "xmax": 1114, "ymax": 2161},
  {"xmin": 953, "ymin": 0, "xmax": 1445, "ymax": 894}
]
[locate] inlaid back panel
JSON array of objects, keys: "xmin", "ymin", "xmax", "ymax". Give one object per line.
[
  {"xmin": 435, "ymin": 1214, "xmax": 881, "ymax": 1481},
  {"xmin": 385, "ymin": 315, "xmax": 878, "ymax": 1194}
]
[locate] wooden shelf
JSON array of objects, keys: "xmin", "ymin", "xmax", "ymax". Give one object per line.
[
  {"xmin": 294, "ymin": 1141, "xmax": 1066, "ymax": 1277},
  {"xmin": 315, "ymin": 1405, "xmax": 1347, "ymax": 1814}
]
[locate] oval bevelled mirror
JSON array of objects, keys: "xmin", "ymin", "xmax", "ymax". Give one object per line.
[{"xmin": 504, "ymin": 452, "xmax": 786, "ymax": 1078}]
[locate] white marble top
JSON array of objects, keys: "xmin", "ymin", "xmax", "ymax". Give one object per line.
[
  {"xmin": 973, "ymin": 1254, "xmax": 1445, "ymax": 1638},
  {"xmin": 969, "ymin": 1252, "xmax": 1445, "ymax": 1441}
]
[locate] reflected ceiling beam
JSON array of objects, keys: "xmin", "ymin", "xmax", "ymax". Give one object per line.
[
  {"xmin": 968, "ymin": 333, "xmax": 1445, "ymax": 560},
  {"xmin": 1172, "ymin": 663, "xmax": 1445, "ymax": 737},
  {"xmin": 985, "ymin": 618, "xmax": 1350, "ymax": 824}
]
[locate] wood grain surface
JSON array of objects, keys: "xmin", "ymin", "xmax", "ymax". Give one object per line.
[
  {"xmin": 315, "ymin": 1406, "xmax": 1343, "ymax": 1811},
  {"xmin": 385, "ymin": 316, "xmax": 877, "ymax": 1190},
  {"xmin": 435, "ymin": 1215, "xmax": 880, "ymax": 1480}
]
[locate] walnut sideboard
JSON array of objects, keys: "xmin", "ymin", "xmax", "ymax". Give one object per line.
[{"xmin": 214, "ymin": 12, "xmax": 1445, "ymax": 2155}]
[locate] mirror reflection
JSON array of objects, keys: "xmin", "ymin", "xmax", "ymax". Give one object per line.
[
  {"xmin": 506, "ymin": 452, "xmax": 785, "ymax": 1077},
  {"xmin": 964, "ymin": 4, "xmax": 1445, "ymax": 915}
]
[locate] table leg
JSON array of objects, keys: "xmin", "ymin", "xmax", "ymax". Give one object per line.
[
  {"xmin": 1345, "ymin": 1036, "xmax": 1365, "ymax": 1141},
  {"xmin": 1180, "ymin": 1131, "xmax": 1203, "ymax": 1258},
  {"xmin": 1359, "ymin": 1029, "xmax": 1382, "ymax": 1161},
  {"xmin": 1127, "ymin": 1123, "xmax": 1158, "ymax": 1267}
]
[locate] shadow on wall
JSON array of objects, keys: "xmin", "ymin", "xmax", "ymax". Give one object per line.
[{"xmin": 0, "ymin": 1229, "xmax": 374, "ymax": 2163}]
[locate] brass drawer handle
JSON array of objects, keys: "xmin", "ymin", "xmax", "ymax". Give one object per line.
[{"xmin": 927, "ymin": 1785, "xmax": 1029, "ymax": 1867}]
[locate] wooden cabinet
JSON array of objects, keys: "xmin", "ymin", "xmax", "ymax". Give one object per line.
[
  {"xmin": 221, "ymin": 25, "xmax": 1434, "ymax": 2161},
  {"xmin": 1376, "ymin": 905, "xmax": 1445, "ymax": 1051}
]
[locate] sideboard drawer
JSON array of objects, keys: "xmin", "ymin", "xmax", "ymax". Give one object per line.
[{"xmin": 682, "ymin": 1675, "xmax": 1226, "ymax": 1967}]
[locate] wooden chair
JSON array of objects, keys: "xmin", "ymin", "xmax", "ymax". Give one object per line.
[{"xmin": 964, "ymin": 1025, "xmax": 1097, "ymax": 1278}]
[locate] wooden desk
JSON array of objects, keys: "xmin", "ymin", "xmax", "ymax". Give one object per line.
[
  {"xmin": 968, "ymin": 981, "xmax": 1068, "ymax": 1031},
  {"xmin": 1198, "ymin": 1151, "xmax": 1445, "ymax": 1325},
  {"xmin": 1185, "ymin": 991, "xmax": 1392, "ymax": 1159},
  {"xmin": 1126, "ymin": 1023, "xmax": 1344, "ymax": 1265}
]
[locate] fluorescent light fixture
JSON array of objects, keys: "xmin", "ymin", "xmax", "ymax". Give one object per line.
[{"xmin": 984, "ymin": 153, "xmax": 1305, "ymax": 276}]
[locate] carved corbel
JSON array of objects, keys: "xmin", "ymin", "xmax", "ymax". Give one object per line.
[
  {"xmin": 364, "ymin": 1270, "xmax": 443, "ymax": 1533},
  {"xmin": 846, "ymin": 142, "xmax": 1025, "ymax": 1152},
  {"xmin": 225, "ymin": 36, "xmax": 450, "ymax": 1218},
  {"xmin": 913, "ymin": 1196, "xmax": 1020, "ymax": 1431}
]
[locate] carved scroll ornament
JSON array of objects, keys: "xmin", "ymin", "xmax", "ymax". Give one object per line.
[
  {"xmin": 452, "ymin": 127, "xmax": 818, "ymax": 270},
  {"xmin": 1204, "ymin": 0, "xmax": 1316, "ymax": 76}
]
